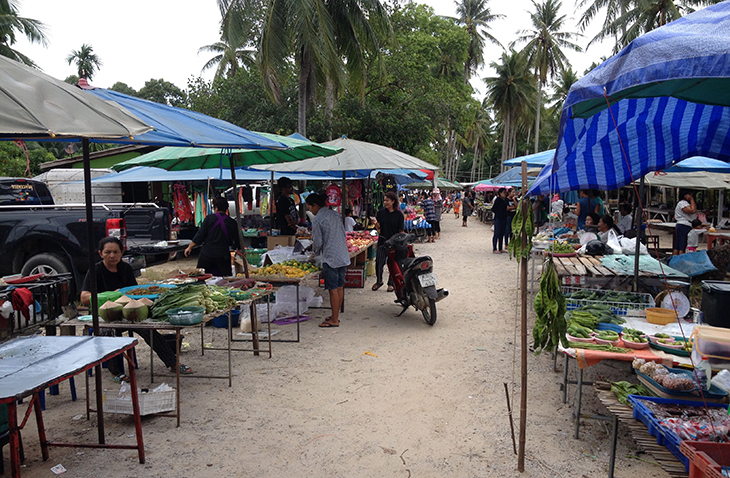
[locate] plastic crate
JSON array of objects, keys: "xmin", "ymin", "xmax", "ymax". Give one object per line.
[
  {"xmin": 562, "ymin": 286, "xmax": 653, "ymax": 316},
  {"xmin": 681, "ymin": 441, "xmax": 730, "ymax": 478},
  {"xmin": 628, "ymin": 395, "xmax": 730, "ymax": 472},
  {"xmin": 104, "ymin": 389, "xmax": 176, "ymax": 415}
]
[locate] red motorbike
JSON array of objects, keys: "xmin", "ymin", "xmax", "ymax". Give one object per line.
[{"xmin": 385, "ymin": 232, "xmax": 449, "ymax": 325}]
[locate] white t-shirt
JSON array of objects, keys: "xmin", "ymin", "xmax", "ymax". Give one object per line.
[
  {"xmin": 687, "ymin": 228, "xmax": 706, "ymax": 248},
  {"xmin": 674, "ymin": 200, "xmax": 697, "ymax": 227},
  {"xmin": 617, "ymin": 214, "xmax": 633, "ymax": 234},
  {"xmin": 344, "ymin": 216, "xmax": 356, "ymax": 233}
]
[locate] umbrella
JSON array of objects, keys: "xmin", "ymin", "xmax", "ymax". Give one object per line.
[
  {"xmin": 81, "ymin": 86, "xmax": 286, "ymax": 150},
  {"xmin": 0, "ymin": 56, "xmax": 151, "ymax": 140},
  {"xmin": 252, "ymin": 136, "xmax": 439, "ymax": 173},
  {"xmin": 110, "ymin": 133, "xmax": 343, "ymax": 172},
  {"xmin": 663, "ymin": 156, "xmax": 730, "ymax": 173},
  {"xmin": 528, "ymin": 1, "xmax": 730, "ymax": 196},
  {"xmin": 90, "ymin": 166, "xmax": 361, "ymax": 183},
  {"xmin": 504, "ymin": 149, "xmax": 555, "ymax": 168},
  {"xmin": 474, "ymin": 183, "xmax": 512, "ymax": 192},
  {"xmin": 404, "ymin": 178, "xmax": 462, "ymax": 190}
]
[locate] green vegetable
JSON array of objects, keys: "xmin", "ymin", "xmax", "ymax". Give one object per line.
[
  {"xmin": 508, "ymin": 198, "xmax": 534, "ymax": 262},
  {"xmin": 151, "ymin": 284, "xmax": 237, "ymax": 320},
  {"xmin": 548, "ymin": 242, "xmax": 575, "ymax": 254},
  {"xmin": 533, "ymin": 257, "xmax": 567, "ymax": 355},
  {"xmin": 611, "ymin": 381, "xmax": 649, "ymax": 405},
  {"xmin": 568, "ymin": 341, "xmax": 630, "ymax": 353}
]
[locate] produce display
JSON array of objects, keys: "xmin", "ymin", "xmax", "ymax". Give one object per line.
[
  {"xmin": 346, "ymin": 231, "xmax": 374, "ymax": 253},
  {"xmin": 595, "ymin": 330, "xmax": 620, "ymax": 342},
  {"xmin": 634, "ymin": 360, "xmax": 698, "ymax": 392},
  {"xmin": 568, "ymin": 341, "xmax": 630, "ymax": 353},
  {"xmin": 567, "ymin": 304, "xmax": 626, "ymax": 325},
  {"xmin": 251, "ymin": 260, "xmax": 319, "ymax": 278},
  {"xmin": 215, "ymin": 277, "xmax": 257, "ymax": 290},
  {"xmin": 533, "ymin": 257, "xmax": 567, "ymax": 354},
  {"xmin": 99, "ymin": 301, "xmax": 124, "ymax": 322},
  {"xmin": 508, "ymin": 198, "xmax": 534, "ymax": 262},
  {"xmin": 548, "ymin": 241, "xmax": 575, "ymax": 254},
  {"xmin": 125, "ymin": 285, "xmax": 170, "ymax": 296},
  {"xmin": 565, "ymin": 289, "xmax": 649, "ymax": 304},
  {"xmin": 633, "ymin": 397, "xmax": 730, "ymax": 441},
  {"xmin": 151, "ymin": 284, "xmax": 237, "ymax": 320},
  {"xmin": 123, "ymin": 300, "xmax": 148, "ymax": 321}
]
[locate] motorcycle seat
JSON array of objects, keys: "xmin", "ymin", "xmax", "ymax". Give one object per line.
[{"xmin": 402, "ymin": 257, "xmax": 416, "ymax": 270}]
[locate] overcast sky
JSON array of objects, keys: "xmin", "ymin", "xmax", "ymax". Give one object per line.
[{"xmin": 16, "ymin": 0, "xmax": 614, "ymax": 99}]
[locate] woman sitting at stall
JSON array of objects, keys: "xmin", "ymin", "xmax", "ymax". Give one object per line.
[
  {"xmin": 597, "ymin": 214, "xmax": 621, "ymax": 243},
  {"xmin": 82, "ymin": 237, "xmax": 192, "ymax": 381}
]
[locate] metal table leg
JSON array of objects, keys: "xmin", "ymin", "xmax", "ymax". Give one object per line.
[
  {"xmin": 562, "ymin": 354, "xmax": 569, "ymax": 403},
  {"xmin": 574, "ymin": 367, "xmax": 584, "ymax": 439}
]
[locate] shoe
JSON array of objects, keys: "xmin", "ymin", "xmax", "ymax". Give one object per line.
[
  {"xmin": 172, "ymin": 364, "xmax": 193, "ymax": 374},
  {"xmin": 387, "ymin": 286, "xmax": 394, "ymax": 292},
  {"xmin": 492, "ymin": 251, "xmax": 500, "ymax": 254},
  {"xmin": 111, "ymin": 374, "xmax": 129, "ymax": 383},
  {"xmin": 319, "ymin": 319, "xmax": 339, "ymax": 328}
]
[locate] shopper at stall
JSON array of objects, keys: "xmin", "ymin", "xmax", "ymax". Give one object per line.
[
  {"xmin": 592, "ymin": 190, "xmax": 605, "ymax": 215},
  {"xmin": 275, "ymin": 176, "xmax": 299, "ymax": 236},
  {"xmin": 82, "ymin": 237, "xmax": 192, "ymax": 381},
  {"xmin": 344, "ymin": 208, "xmax": 357, "ymax": 233},
  {"xmin": 462, "ymin": 191, "xmax": 474, "ymax": 227},
  {"xmin": 184, "ymin": 196, "xmax": 240, "ymax": 277},
  {"xmin": 503, "ymin": 189, "xmax": 518, "ymax": 246},
  {"xmin": 575, "ymin": 190, "xmax": 593, "ymax": 228},
  {"xmin": 305, "ymin": 193, "xmax": 350, "ymax": 328},
  {"xmin": 372, "ymin": 191, "xmax": 405, "ymax": 292},
  {"xmin": 674, "ymin": 190, "xmax": 698, "ymax": 255},
  {"xmin": 432, "ymin": 189, "xmax": 442, "ymax": 240},
  {"xmin": 617, "ymin": 203, "xmax": 634, "ymax": 234},
  {"xmin": 421, "ymin": 192, "xmax": 436, "ymax": 242},
  {"xmin": 492, "ymin": 188, "xmax": 508, "ymax": 254}
]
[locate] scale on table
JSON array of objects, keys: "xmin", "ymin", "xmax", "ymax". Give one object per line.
[{"xmin": 655, "ymin": 280, "xmax": 691, "ymax": 318}]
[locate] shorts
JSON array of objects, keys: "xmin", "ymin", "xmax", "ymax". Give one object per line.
[{"xmin": 322, "ymin": 263, "xmax": 347, "ymax": 290}]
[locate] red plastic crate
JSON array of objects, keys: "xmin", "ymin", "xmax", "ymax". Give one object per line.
[{"xmin": 681, "ymin": 441, "xmax": 730, "ymax": 478}]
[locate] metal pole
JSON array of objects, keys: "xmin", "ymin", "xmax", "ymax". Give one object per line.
[
  {"xmin": 82, "ymin": 139, "xmax": 105, "ymax": 444},
  {"xmin": 342, "ymin": 171, "xmax": 346, "ymax": 225},
  {"xmin": 518, "ymin": 160, "xmax": 528, "ymax": 472},
  {"xmin": 270, "ymin": 171, "xmax": 275, "ymax": 233},
  {"xmin": 228, "ymin": 155, "xmax": 249, "ymax": 278},
  {"xmin": 633, "ymin": 176, "xmax": 645, "ymax": 292}
]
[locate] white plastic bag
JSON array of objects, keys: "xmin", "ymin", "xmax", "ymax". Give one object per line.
[
  {"xmin": 619, "ymin": 237, "xmax": 648, "ymax": 255},
  {"xmin": 578, "ymin": 230, "xmax": 597, "ymax": 245},
  {"xmin": 606, "ymin": 229, "xmax": 622, "ymax": 254}
]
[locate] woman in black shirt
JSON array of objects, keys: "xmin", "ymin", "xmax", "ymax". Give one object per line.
[
  {"xmin": 185, "ymin": 196, "xmax": 240, "ymax": 276},
  {"xmin": 492, "ymin": 188, "xmax": 509, "ymax": 253},
  {"xmin": 372, "ymin": 191, "xmax": 405, "ymax": 292}
]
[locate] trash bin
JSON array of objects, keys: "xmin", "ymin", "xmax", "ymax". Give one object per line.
[{"xmin": 701, "ymin": 281, "xmax": 730, "ymax": 327}]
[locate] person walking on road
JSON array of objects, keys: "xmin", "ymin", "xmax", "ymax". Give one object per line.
[
  {"xmin": 492, "ymin": 188, "xmax": 509, "ymax": 254},
  {"xmin": 462, "ymin": 192, "xmax": 473, "ymax": 227}
]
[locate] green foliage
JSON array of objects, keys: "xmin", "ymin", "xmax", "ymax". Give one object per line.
[
  {"xmin": 66, "ymin": 43, "xmax": 102, "ymax": 80},
  {"xmin": 0, "ymin": 0, "xmax": 47, "ymax": 67},
  {"xmin": 110, "ymin": 82, "xmax": 138, "ymax": 96},
  {"xmin": 64, "ymin": 75, "xmax": 79, "ymax": 85},
  {"xmin": 0, "ymin": 142, "xmax": 56, "ymax": 177},
  {"xmin": 138, "ymin": 79, "xmax": 185, "ymax": 107}
]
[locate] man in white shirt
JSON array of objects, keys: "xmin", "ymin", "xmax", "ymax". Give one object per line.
[
  {"xmin": 344, "ymin": 208, "xmax": 356, "ymax": 233},
  {"xmin": 616, "ymin": 203, "xmax": 633, "ymax": 234}
]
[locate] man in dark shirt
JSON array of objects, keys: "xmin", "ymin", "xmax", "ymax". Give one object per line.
[{"xmin": 275, "ymin": 176, "xmax": 298, "ymax": 235}]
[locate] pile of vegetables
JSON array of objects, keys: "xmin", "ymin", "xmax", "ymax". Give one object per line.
[
  {"xmin": 567, "ymin": 304, "xmax": 626, "ymax": 325},
  {"xmin": 568, "ymin": 341, "xmax": 630, "ymax": 353},
  {"xmin": 548, "ymin": 242, "xmax": 575, "ymax": 254},
  {"xmin": 565, "ymin": 289, "xmax": 649, "ymax": 304},
  {"xmin": 508, "ymin": 198, "xmax": 534, "ymax": 262},
  {"xmin": 622, "ymin": 328, "xmax": 648, "ymax": 343},
  {"xmin": 151, "ymin": 284, "xmax": 237, "ymax": 320},
  {"xmin": 611, "ymin": 381, "xmax": 649, "ymax": 405},
  {"xmin": 533, "ymin": 257, "xmax": 567, "ymax": 354},
  {"xmin": 595, "ymin": 330, "xmax": 620, "ymax": 342}
]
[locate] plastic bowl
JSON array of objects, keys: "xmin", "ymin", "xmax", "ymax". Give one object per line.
[
  {"xmin": 566, "ymin": 333, "xmax": 595, "ymax": 343},
  {"xmin": 645, "ymin": 307, "xmax": 677, "ymax": 325},
  {"xmin": 649, "ymin": 335, "xmax": 675, "ymax": 344},
  {"xmin": 621, "ymin": 338, "xmax": 650, "ymax": 350},
  {"xmin": 656, "ymin": 340, "xmax": 684, "ymax": 349}
]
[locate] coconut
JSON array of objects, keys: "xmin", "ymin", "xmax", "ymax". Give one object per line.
[
  {"xmin": 115, "ymin": 295, "xmax": 134, "ymax": 305},
  {"xmin": 99, "ymin": 301, "xmax": 124, "ymax": 322},
  {"xmin": 137, "ymin": 297, "xmax": 154, "ymax": 307},
  {"xmin": 122, "ymin": 300, "xmax": 149, "ymax": 322}
]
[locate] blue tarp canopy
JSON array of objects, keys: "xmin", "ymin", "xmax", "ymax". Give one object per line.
[
  {"xmin": 664, "ymin": 156, "xmax": 730, "ymax": 173},
  {"xmin": 504, "ymin": 149, "xmax": 555, "ymax": 168},
  {"xmin": 82, "ymin": 87, "xmax": 287, "ymax": 150},
  {"xmin": 528, "ymin": 2, "xmax": 730, "ymax": 195},
  {"xmin": 89, "ymin": 166, "xmax": 366, "ymax": 183}
]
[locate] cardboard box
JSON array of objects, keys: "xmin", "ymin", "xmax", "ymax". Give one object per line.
[
  {"xmin": 344, "ymin": 267, "xmax": 365, "ymax": 288},
  {"xmin": 267, "ymin": 235, "xmax": 296, "ymax": 250}
]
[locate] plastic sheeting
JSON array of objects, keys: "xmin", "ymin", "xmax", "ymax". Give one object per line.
[
  {"xmin": 600, "ymin": 254, "xmax": 688, "ymax": 278},
  {"xmin": 667, "ymin": 251, "xmax": 718, "ymax": 277}
]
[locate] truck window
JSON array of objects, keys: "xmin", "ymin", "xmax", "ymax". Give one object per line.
[{"xmin": 0, "ymin": 179, "xmax": 54, "ymax": 206}]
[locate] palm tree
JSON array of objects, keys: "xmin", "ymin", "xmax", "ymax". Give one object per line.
[
  {"xmin": 199, "ymin": 40, "xmax": 256, "ymax": 79},
  {"xmin": 66, "ymin": 44, "xmax": 102, "ymax": 80},
  {"xmin": 248, "ymin": 0, "xmax": 390, "ymax": 137},
  {"xmin": 549, "ymin": 67, "xmax": 578, "ymax": 107},
  {"xmin": 484, "ymin": 50, "xmax": 536, "ymax": 170},
  {"xmin": 465, "ymin": 103, "xmax": 492, "ymax": 182},
  {"xmin": 448, "ymin": 0, "xmax": 504, "ymax": 83},
  {"xmin": 576, "ymin": 0, "xmax": 633, "ymax": 49},
  {"xmin": 0, "ymin": 0, "xmax": 47, "ymax": 67},
  {"xmin": 514, "ymin": 0, "xmax": 581, "ymax": 154}
]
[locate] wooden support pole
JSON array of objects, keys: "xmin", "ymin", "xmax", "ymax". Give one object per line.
[{"xmin": 518, "ymin": 160, "xmax": 528, "ymax": 472}]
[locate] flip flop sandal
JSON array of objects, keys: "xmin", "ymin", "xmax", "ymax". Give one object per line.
[
  {"xmin": 387, "ymin": 286, "xmax": 394, "ymax": 292},
  {"xmin": 172, "ymin": 364, "xmax": 193, "ymax": 374},
  {"xmin": 371, "ymin": 282, "xmax": 384, "ymax": 291},
  {"xmin": 111, "ymin": 374, "xmax": 129, "ymax": 383},
  {"xmin": 319, "ymin": 321, "xmax": 339, "ymax": 328}
]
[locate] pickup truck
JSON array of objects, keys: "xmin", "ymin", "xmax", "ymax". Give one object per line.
[{"xmin": 0, "ymin": 177, "xmax": 189, "ymax": 291}]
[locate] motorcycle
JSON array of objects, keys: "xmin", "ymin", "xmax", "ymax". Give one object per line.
[{"xmin": 383, "ymin": 232, "xmax": 449, "ymax": 325}]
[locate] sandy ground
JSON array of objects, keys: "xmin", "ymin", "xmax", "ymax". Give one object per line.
[{"xmin": 15, "ymin": 216, "xmax": 674, "ymax": 478}]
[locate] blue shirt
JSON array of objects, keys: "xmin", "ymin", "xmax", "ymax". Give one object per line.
[{"xmin": 312, "ymin": 207, "xmax": 351, "ymax": 269}]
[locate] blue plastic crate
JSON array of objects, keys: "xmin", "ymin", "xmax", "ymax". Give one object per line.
[{"xmin": 627, "ymin": 395, "xmax": 729, "ymax": 472}]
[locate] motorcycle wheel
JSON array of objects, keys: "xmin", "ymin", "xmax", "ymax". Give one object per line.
[{"xmin": 421, "ymin": 297, "xmax": 437, "ymax": 326}]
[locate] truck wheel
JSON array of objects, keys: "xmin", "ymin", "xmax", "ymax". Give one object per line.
[{"xmin": 21, "ymin": 253, "xmax": 71, "ymax": 277}]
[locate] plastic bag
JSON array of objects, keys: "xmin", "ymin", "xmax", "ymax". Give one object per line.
[
  {"xmin": 606, "ymin": 229, "xmax": 622, "ymax": 254},
  {"xmin": 578, "ymin": 230, "xmax": 597, "ymax": 245},
  {"xmin": 667, "ymin": 251, "xmax": 717, "ymax": 277},
  {"xmin": 619, "ymin": 237, "xmax": 648, "ymax": 255}
]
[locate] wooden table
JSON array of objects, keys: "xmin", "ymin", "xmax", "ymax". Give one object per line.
[
  {"xmin": 644, "ymin": 207, "xmax": 673, "ymax": 222},
  {"xmin": 0, "ymin": 336, "xmax": 143, "ymax": 478},
  {"xmin": 551, "ymin": 254, "xmax": 676, "ymax": 289}
]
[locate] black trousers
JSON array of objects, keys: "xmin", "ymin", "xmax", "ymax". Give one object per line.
[
  {"xmin": 105, "ymin": 329, "xmax": 178, "ymax": 376},
  {"xmin": 197, "ymin": 251, "xmax": 231, "ymax": 277},
  {"xmin": 375, "ymin": 244, "xmax": 392, "ymax": 286}
]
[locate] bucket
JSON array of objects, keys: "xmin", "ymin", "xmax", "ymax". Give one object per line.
[{"xmin": 213, "ymin": 309, "xmax": 241, "ymax": 328}]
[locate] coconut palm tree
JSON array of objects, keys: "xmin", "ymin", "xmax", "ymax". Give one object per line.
[
  {"xmin": 484, "ymin": 50, "xmax": 536, "ymax": 170},
  {"xmin": 199, "ymin": 40, "xmax": 256, "ymax": 79},
  {"xmin": 203, "ymin": 0, "xmax": 262, "ymax": 79},
  {"xmin": 465, "ymin": 103, "xmax": 492, "ymax": 182},
  {"xmin": 513, "ymin": 0, "xmax": 581, "ymax": 154},
  {"xmin": 447, "ymin": 0, "xmax": 504, "ymax": 83},
  {"xmin": 0, "ymin": 0, "xmax": 47, "ymax": 67},
  {"xmin": 576, "ymin": 0, "xmax": 633, "ymax": 49},
  {"xmin": 66, "ymin": 44, "xmax": 102, "ymax": 80},
  {"xmin": 253, "ymin": 0, "xmax": 391, "ymax": 137}
]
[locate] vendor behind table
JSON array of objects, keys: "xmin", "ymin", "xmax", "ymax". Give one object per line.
[{"xmin": 184, "ymin": 196, "xmax": 241, "ymax": 277}]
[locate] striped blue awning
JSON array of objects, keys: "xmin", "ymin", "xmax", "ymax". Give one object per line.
[{"xmin": 528, "ymin": 1, "xmax": 730, "ymax": 195}]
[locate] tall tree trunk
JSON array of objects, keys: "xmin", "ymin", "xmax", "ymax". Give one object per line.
[
  {"xmin": 534, "ymin": 81, "xmax": 543, "ymax": 154},
  {"xmin": 297, "ymin": 51, "xmax": 311, "ymax": 137},
  {"xmin": 471, "ymin": 142, "xmax": 479, "ymax": 182},
  {"xmin": 325, "ymin": 77, "xmax": 335, "ymax": 141},
  {"xmin": 501, "ymin": 113, "xmax": 511, "ymax": 172}
]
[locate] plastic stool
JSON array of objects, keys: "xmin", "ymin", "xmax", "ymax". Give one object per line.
[{"xmin": 41, "ymin": 377, "xmax": 77, "ymax": 410}]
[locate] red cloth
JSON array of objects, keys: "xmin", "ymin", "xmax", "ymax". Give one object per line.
[{"xmin": 10, "ymin": 288, "xmax": 33, "ymax": 320}]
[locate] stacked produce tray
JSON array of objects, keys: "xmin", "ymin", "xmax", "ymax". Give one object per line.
[
  {"xmin": 628, "ymin": 395, "xmax": 730, "ymax": 472},
  {"xmin": 562, "ymin": 286, "xmax": 653, "ymax": 316}
]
